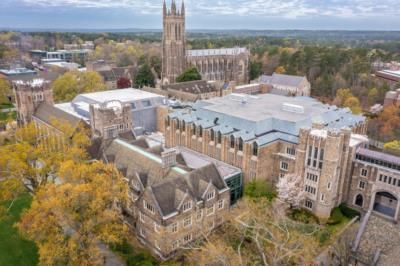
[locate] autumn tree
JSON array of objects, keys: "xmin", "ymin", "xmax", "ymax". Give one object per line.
[
  {"xmin": 367, "ymin": 87, "xmax": 379, "ymax": 105},
  {"xmin": 334, "ymin": 88, "xmax": 362, "ymax": 114},
  {"xmin": 276, "ymin": 174, "xmax": 305, "ymax": 209},
  {"xmin": 384, "ymin": 140, "xmax": 400, "ymax": 156},
  {"xmin": 275, "ymin": 65, "xmax": 286, "ymax": 74},
  {"xmin": 52, "ymin": 71, "xmax": 106, "ymax": 102},
  {"xmin": 134, "ymin": 63, "xmax": 155, "ymax": 88},
  {"xmin": 0, "ymin": 77, "xmax": 12, "ymax": 104},
  {"xmin": 0, "ymin": 122, "xmax": 90, "ymax": 193},
  {"xmin": 18, "ymin": 160, "xmax": 129, "ymax": 266},
  {"xmin": 176, "ymin": 67, "xmax": 202, "ymax": 83},
  {"xmin": 117, "ymin": 77, "xmax": 132, "ymax": 89}
]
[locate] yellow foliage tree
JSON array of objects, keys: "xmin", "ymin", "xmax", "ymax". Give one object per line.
[
  {"xmin": 275, "ymin": 66, "xmax": 286, "ymax": 74},
  {"xmin": 344, "ymin": 96, "xmax": 362, "ymax": 114},
  {"xmin": 384, "ymin": 140, "xmax": 400, "ymax": 155},
  {"xmin": 0, "ymin": 77, "xmax": 11, "ymax": 103},
  {"xmin": 18, "ymin": 161, "xmax": 129, "ymax": 266},
  {"xmin": 52, "ymin": 71, "xmax": 105, "ymax": 102},
  {"xmin": 334, "ymin": 88, "xmax": 362, "ymax": 114}
]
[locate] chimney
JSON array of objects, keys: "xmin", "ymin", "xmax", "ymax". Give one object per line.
[{"xmin": 161, "ymin": 148, "xmax": 177, "ymax": 168}]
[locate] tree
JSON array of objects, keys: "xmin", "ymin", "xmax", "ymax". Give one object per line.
[
  {"xmin": 117, "ymin": 77, "xmax": 132, "ymax": 89},
  {"xmin": 367, "ymin": 87, "xmax": 379, "ymax": 105},
  {"xmin": 176, "ymin": 67, "xmax": 202, "ymax": 83},
  {"xmin": 344, "ymin": 96, "xmax": 362, "ymax": 114},
  {"xmin": 384, "ymin": 140, "xmax": 400, "ymax": 155},
  {"xmin": 249, "ymin": 61, "xmax": 262, "ymax": 80},
  {"xmin": 18, "ymin": 160, "xmax": 129, "ymax": 266},
  {"xmin": 0, "ymin": 77, "xmax": 11, "ymax": 104},
  {"xmin": 134, "ymin": 63, "xmax": 155, "ymax": 88},
  {"xmin": 275, "ymin": 66, "xmax": 286, "ymax": 74},
  {"xmin": 276, "ymin": 174, "xmax": 305, "ymax": 209},
  {"xmin": 0, "ymin": 122, "xmax": 90, "ymax": 193},
  {"xmin": 52, "ymin": 71, "xmax": 106, "ymax": 102},
  {"xmin": 334, "ymin": 88, "xmax": 362, "ymax": 114}
]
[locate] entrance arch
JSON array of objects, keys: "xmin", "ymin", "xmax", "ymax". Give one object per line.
[
  {"xmin": 355, "ymin": 194, "xmax": 364, "ymax": 207},
  {"xmin": 373, "ymin": 191, "xmax": 398, "ymax": 218}
]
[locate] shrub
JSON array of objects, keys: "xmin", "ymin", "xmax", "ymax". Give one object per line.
[
  {"xmin": 244, "ymin": 181, "xmax": 276, "ymax": 201},
  {"xmin": 288, "ymin": 209, "xmax": 319, "ymax": 224},
  {"xmin": 318, "ymin": 230, "xmax": 331, "ymax": 244},
  {"xmin": 339, "ymin": 204, "xmax": 360, "ymax": 218},
  {"xmin": 327, "ymin": 208, "xmax": 344, "ymax": 225}
]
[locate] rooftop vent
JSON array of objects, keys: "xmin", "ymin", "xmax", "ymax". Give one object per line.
[
  {"xmin": 282, "ymin": 103, "xmax": 304, "ymax": 114},
  {"xmin": 230, "ymin": 93, "xmax": 248, "ymax": 104}
]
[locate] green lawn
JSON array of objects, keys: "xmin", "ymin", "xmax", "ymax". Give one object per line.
[
  {"xmin": 0, "ymin": 111, "xmax": 16, "ymax": 121},
  {"xmin": 0, "ymin": 194, "xmax": 38, "ymax": 266}
]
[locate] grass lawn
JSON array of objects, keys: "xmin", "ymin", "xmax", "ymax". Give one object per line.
[
  {"xmin": 0, "ymin": 111, "xmax": 16, "ymax": 121},
  {"xmin": 0, "ymin": 193, "xmax": 39, "ymax": 266}
]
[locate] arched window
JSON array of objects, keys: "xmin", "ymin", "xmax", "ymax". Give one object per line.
[
  {"xmin": 252, "ymin": 142, "xmax": 258, "ymax": 156},
  {"xmin": 192, "ymin": 124, "xmax": 196, "ymax": 136},
  {"xmin": 230, "ymin": 135, "xmax": 235, "ymax": 149},
  {"xmin": 166, "ymin": 117, "xmax": 170, "ymax": 126},
  {"xmin": 176, "ymin": 119, "xmax": 180, "ymax": 130},
  {"xmin": 210, "ymin": 129, "xmax": 215, "ymax": 142},
  {"xmin": 355, "ymin": 194, "xmax": 363, "ymax": 207},
  {"xmin": 182, "ymin": 121, "xmax": 186, "ymax": 131},
  {"xmin": 199, "ymin": 126, "xmax": 203, "ymax": 137},
  {"xmin": 217, "ymin": 131, "xmax": 222, "ymax": 144},
  {"xmin": 238, "ymin": 138, "xmax": 244, "ymax": 151}
]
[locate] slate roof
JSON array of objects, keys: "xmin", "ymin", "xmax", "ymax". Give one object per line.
[
  {"xmin": 162, "ymin": 80, "xmax": 217, "ymax": 94},
  {"xmin": 356, "ymin": 148, "xmax": 400, "ymax": 167},
  {"xmin": 33, "ymin": 102, "xmax": 82, "ymax": 130},
  {"xmin": 258, "ymin": 73, "xmax": 307, "ymax": 88},
  {"xmin": 187, "ymin": 47, "xmax": 248, "ymax": 57}
]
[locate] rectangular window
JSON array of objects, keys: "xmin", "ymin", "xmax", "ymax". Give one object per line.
[
  {"xmin": 172, "ymin": 240, "xmax": 180, "ymax": 249},
  {"xmin": 183, "ymin": 234, "xmax": 192, "ymax": 243},
  {"xmin": 206, "ymin": 191, "xmax": 215, "ymax": 201},
  {"xmin": 206, "ymin": 205, "xmax": 215, "ymax": 216},
  {"xmin": 286, "ymin": 147, "xmax": 296, "ymax": 156},
  {"xmin": 314, "ymin": 147, "xmax": 318, "ymax": 159},
  {"xmin": 197, "ymin": 210, "xmax": 203, "ymax": 221},
  {"xmin": 170, "ymin": 222, "xmax": 178, "ymax": 233},
  {"xmin": 320, "ymin": 193, "xmax": 325, "ymax": 202},
  {"xmin": 141, "ymin": 100, "xmax": 151, "ymax": 107},
  {"xmin": 218, "ymin": 199, "xmax": 224, "ymax": 210},
  {"xmin": 305, "ymin": 200, "xmax": 313, "ymax": 209},
  {"xmin": 182, "ymin": 201, "xmax": 192, "ymax": 212},
  {"xmin": 361, "ymin": 169, "xmax": 368, "ymax": 177},
  {"xmin": 139, "ymin": 212, "xmax": 145, "ymax": 223},
  {"xmin": 280, "ymin": 161, "xmax": 289, "ymax": 171},
  {"xmin": 143, "ymin": 200, "xmax": 155, "ymax": 214},
  {"xmin": 183, "ymin": 216, "xmax": 192, "ymax": 227}
]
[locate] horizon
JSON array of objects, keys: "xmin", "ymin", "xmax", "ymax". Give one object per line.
[{"xmin": 0, "ymin": 0, "xmax": 399, "ymax": 31}]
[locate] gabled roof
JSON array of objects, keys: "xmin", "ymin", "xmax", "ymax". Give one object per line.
[
  {"xmin": 258, "ymin": 73, "xmax": 307, "ymax": 88},
  {"xmin": 33, "ymin": 102, "xmax": 82, "ymax": 130}
]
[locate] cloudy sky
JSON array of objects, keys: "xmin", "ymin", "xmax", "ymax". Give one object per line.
[{"xmin": 0, "ymin": 0, "xmax": 399, "ymax": 30}]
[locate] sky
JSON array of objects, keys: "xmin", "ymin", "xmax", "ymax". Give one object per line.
[{"xmin": 0, "ymin": 0, "xmax": 399, "ymax": 30}]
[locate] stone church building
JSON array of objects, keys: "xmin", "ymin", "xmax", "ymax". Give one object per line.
[{"xmin": 162, "ymin": 1, "xmax": 249, "ymax": 85}]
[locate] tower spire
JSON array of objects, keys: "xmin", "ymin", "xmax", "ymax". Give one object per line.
[
  {"xmin": 181, "ymin": 0, "xmax": 185, "ymax": 16},
  {"xmin": 171, "ymin": 0, "xmax": 177, "ymax": 15},
  {"xmin": 163, "ymin": 0, "xmax": 167, "ymax": 17}
]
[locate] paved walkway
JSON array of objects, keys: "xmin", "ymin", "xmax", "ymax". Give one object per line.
[{"xmin": 355, "ymin": 214, "xmax": 400, "ymax": 265}]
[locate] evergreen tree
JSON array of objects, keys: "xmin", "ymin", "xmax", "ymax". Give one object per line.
[
  {"xmin": 134, "ymin": 64, "xmax": 155, "ymax": 88},
  {"xmin": 176, "ymin": 67, "xmax": 202, "ymax": 83}
]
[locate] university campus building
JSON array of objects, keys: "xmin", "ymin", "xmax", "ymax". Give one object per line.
[{"xmin": 161, "ymin": 0, "xmax": 249, "ymax": 85}]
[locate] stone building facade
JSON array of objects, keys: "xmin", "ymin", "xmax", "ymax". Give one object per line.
[
  {"xmin": 13, "ymin": 79, "xmax": 53, "ymax": 125},
  {"xmin": 103, "ymin": 138, "xmax": 236, "ymax": 259},
  {"xmin": 162, "ymin": 1, "xmax": 249, "ymax": 85},
  {"xmin": 89, "ymin": 100, "xmax": 133, "ymax": 139}
]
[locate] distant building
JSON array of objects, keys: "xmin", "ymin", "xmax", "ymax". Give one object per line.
[
  {"xmin": 161, "ymin": 1, "xmax": 249, "ymax": 85},
  {"xmin": 86, "ymin": 60, "xmax": 117, "ymax": 72},
  {"xmin": 103, "ymin": 137, "xmax": 241, "ymax": 259},
  {"xmin": 383, "ymin": 89, "xmax": 400, "ymax": 107},
  {"xmin": 0, "ymin": 68, "xmax": 37, "ymax": 79},
  {"xmin": 56, "ymin": 88, "xmax": 167, "ymax": 134},
  {"xmin": 254, "ymin": 73, "xmax": 311, "ymax": 96},
  {"xmin": 375, "ymin": 70, "xmax": 400, "ymax": 86},
  {"xmin": 64, "ymin": 41, "xmax": 94, "ymax": 50},
  {"xmin": 43, "ymin": 61, "xmax": 81, "ymax": 73},
  {"xmin": 160, "ymin": 80, "xmax": 224, "ymax": 101},
  {"xmin": 30, "ymin": 49, "xmax": 91, "ymax": 63},
  {"xmin": 97, "ymin": 67, "xmax": 136, "ymax": 90}
]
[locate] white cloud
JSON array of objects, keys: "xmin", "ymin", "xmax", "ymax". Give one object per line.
[{"xmin": 18, "ymin": 0, "xmax": 400, "ymax": 17}]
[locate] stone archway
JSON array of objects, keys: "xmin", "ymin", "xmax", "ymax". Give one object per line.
[
  {"xmin": 355, "ymin": 194, "xmax": 364, "ymax": 207},
  {"xmin": 373, "ymin": 191, "xmax": 398, "ymax": 218}
]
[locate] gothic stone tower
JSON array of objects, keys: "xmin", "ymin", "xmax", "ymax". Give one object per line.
[
  {"xmin": 13, "ymin": 79, "xmax": 54, "ymax": 125},
  {"xmin": 162, "ymin": 0, "xmax": 186, "ymax": 84}
]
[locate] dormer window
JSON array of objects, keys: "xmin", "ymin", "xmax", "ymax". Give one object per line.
[
  {"xmin": 199, "ymin": 126, "xmax": 203, "ymax": 137},
  {"xmin": 252, "ymin": 142, "xmax": 258, "ymax": 156},
  {"xmin": 182, "ymin": 201, "xmax": 192, "ymax": 212},
  {"xmin": 192, "ymin": 124, "xmax": 196, "ymax": 136},
  {"xmin": 238, "ymin": 138, "xmax": 244, "ymax": 151},
  {"xmin": 217, "ymin": 131, "xmax": 222, "ymax": 144},
  {"xmin": 210, "ymin": 129, "xmax": 215, "ymax": 142},
  {"xmin": 206, "ymin": 191, "xmax": 215, "ymax": 201},
  {"xmin": 230, "ymin": 135, "xmax": 235, "ymax": 148}
]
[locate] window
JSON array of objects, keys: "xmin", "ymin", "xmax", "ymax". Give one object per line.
[
  {"xmin": 144, "ymin": 200, "xmax": 155, "ymax": 214},
  {"xmin": 132, "ymin": 180, "xmax": 140, "ymax": 191},
  {"xmin": 172, "ymin": 240, "xmax": 180, "ymax": 249},
  {"xmin": 230, "ymin": 135, "xmax": 235, "ymax": 148},
  {"xmin": 305, "ymin": 185, "xmax": 316, "ymax": 195},
  {"xmin": 206, "ymin": 205, "xmax": 215, "ymax": 216},
  {"xmin": 280, "ymin": 161, "xmax": 289, "ymax": 171},
  {"xmin": 141, "ymin": 100, "xmax": 151, "ymax": 107},
  {"xmin": 130, "ymin": 103, "xmax": 136, "ymax": 109},
  {"xmin": 217, "ymin": 132, "xmax": 222, "ymax": 144},
  {"xmin": 286, "ymin": 147, "xmax": 296, "ymax": 156},
  {"xmin": 170, "ymin": 222, "xmax": 178, "ymax": 233},
  {"xmin": 183, "ymin": 234, "xmax": 192, "ymax": 243},
  {"xmin": 197, "ymin": 210, "xmax": 203, "ymax": 220},
  {"xmin": 359, "ymin": 181, "xmax": 366, "ymax": 190},
  {"xmin": 140, "ymin": 228, "xmax": 146, "ymax": 238},
  {"xmin": 305, "ymin": 200, "xmax": 313, "ymax": 209},
  {"xmin": 361, "ymin": 169, "xmax": 368, "ymax": 177},
  {"xmin": 320, "ymin": 193, "xmax": 325, "ymax": 202},
  {"xmin": 206, "ymin": 191, "xmax": 215, "ymax": 201},
  {"xmin": 183, "ymin": 216, "xmax": 192, "ymax": 227},
  {"xmin": 139, "ymin": 212, "xmax": 145, "ymax": 223},
  {"xmin": 182, "ymin": 201, "xmax": 192, "ymax": 212},
  {"xmin": 279, "ymin": 173, "xmax": 285, "ymax": 178},
  {"xmin": 154, "ymin": 222, "xmax": 160, "ymax": 233},
  {"xmin": 218, "ymin": 199, "xmax": 224, "ymax": 210},
  {"xmin": 210, "ymin": 129, "xmax": 215, "ymax": 142},
  {"xmin": 306, "ymin": 173, "xmax": 318, "ymax": 182},
  {"xmin": 327, "ymin": 182, "xmax": 332, "ymax": 190},
  {"xmin": 238, "ymin": 138, "xmax": 244, "ymax": 151},
  {"xmin": 253, "ymin": 142, "xmax": 258, "ymax": 156}
]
